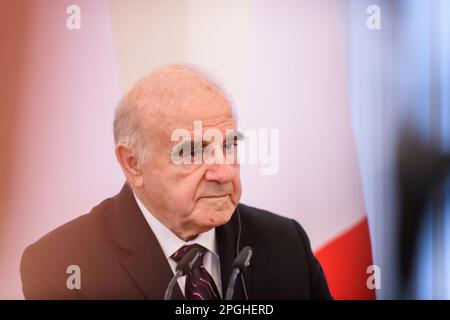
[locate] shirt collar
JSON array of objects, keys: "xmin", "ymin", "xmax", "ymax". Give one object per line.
[{"xmin": 133, "ymin": 193, "xmax": 218, "ymax": 260}]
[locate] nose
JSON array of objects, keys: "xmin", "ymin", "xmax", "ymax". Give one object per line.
[{"xmin": 204, "ymin": 163, "xmax": 235, "ymax": 184}]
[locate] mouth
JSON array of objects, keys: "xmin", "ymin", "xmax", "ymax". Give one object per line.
[{"xmin": 200, "ymin": 194, "xmax": 229, "ymax": 199}]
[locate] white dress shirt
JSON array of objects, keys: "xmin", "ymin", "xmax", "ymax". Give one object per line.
[{"xmin": 133, "ymin": 193, "xmax": 223, "ymax": 298}]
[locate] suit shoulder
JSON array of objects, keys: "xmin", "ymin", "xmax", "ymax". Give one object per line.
[
  {"xmin": 237, "ymin": 203, "xmax": 297, "ymax": 228},
  {"xmin": 236, "ymin": 203, "xmax": 310, "ymax": 242},
  {"xmin": 22, "ymin": 196, "xmax": 115, "ymax": 259},
  {"xmin": 236, "ymin": 203, "xmax": 314, "ymax": 249}
]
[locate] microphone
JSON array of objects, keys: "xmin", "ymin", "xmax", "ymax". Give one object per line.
[
  {"xmin": 164, "ymin": 246, "xmax": 202, "ymax": 300},
  {"xmin": 225, "ymin": 246, "xmax": 253, "ymax": 300}
]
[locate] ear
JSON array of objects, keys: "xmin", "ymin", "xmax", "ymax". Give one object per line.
[{"xmin": 115, "ymin": 144, "xmax": 144, "ymax": 188}]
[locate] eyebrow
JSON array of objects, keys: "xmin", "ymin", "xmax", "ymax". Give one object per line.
[
  {"xmin": 171, "ymin": 130, "xmax": 245, "ymax": 156},
  {"xmin": 225, "ymin": 130, "xmax": 245, "ymax": 142}
]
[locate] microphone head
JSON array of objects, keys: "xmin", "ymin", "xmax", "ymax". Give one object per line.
[
  {"xmin": 175, "ymin": 247, "xmax": 202, "ymax": 275},
  {"xmin": 232, "ymin": 246, "xmax": 253, "ymax": 272}
]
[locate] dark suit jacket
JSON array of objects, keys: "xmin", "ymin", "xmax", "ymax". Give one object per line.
[{"xmin": 20, "ymin": 184, "xmax": 332, "ymax": 299}]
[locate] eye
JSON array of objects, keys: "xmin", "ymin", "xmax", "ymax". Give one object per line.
[
  {"xmin": 224, "ymin": 140, "xmax": 238, "ymax": 151},
  {"xmin": 178, "ymin": 148, "xmax": 186, "ymax": 158},
  {"xmin": 179, "ymin": 148, "xmax": 200, "ymax": 158},
  {"xmin": 187, "ymin": 142, "xmax": 203, "ymax": 159},
  {"xmin": 190, "ymin": 148, "xmax": 201, "ymax": 158}
]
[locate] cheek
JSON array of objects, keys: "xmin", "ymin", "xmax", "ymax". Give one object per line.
[
  {"xmin": 165, "ymin": 176, "xmax": 202, "ymax": 214},
  {"xmin": 172, "ymin": 189, "xmax": 196, "ymax": 210},
  {"xmin": 232, "ymin": 171, "xmax": 242, "ymax": 203},
  {"xmin": 193, "ymin": 198, "xmax": 235, "ymax": 227}
]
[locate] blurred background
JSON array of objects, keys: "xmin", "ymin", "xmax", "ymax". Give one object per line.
[{"xmin": 0, "ymin": 0, "xmax": 449, "ymax": 299}]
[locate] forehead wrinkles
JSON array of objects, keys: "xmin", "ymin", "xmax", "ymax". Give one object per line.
[
  {"xmin": 134, "ymin": 80, "xmax": 231, "ymax": 127},
  {"xmin": 125, "ymin": 65, "xmax": 235, "ymax": 147}
]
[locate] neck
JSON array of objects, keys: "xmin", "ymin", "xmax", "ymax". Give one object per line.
[
  {"xmin": 133, "ymin": 188, "xmax": 201, "ymax": 242},
  {"xmin": 180, "ymin": 233, "xmax": 199, "ymax": 242}
]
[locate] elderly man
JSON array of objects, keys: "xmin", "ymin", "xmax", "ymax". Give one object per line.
[{"xmin": 20, "ymin": 64, "xmax": 332, "ymax": 300}]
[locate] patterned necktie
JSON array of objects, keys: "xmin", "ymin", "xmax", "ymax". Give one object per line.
[{"xmin": 171, "ymin": 244, "xmax": 221, "ymax": 300}]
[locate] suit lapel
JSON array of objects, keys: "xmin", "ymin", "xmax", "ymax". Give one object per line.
[
  {"xmin": 216, "ymin": 205, "xmax": 249, "ymax": 300},
  {"xmin": 110, "ymin": 184, "xmax": 184, "ymax": 299},
  {"xmin": 109, "ymin": 184, "xmax": 250, "ymax": 300}
]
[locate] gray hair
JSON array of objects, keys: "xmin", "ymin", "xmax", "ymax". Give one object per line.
[
  {"xmin": 113, "ymin": 93, "xmax": 150, "ymax": 162},
  {"xmin": 113, "ymin": 63, "xmax": 238, "ymax": 163}
]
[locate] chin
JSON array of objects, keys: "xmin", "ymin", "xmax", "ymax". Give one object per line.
[
  {"xmin": 192, "ymin": 198, "xmax": 236, "ymax": 230},
  {"xmin": 207, "ymin": 208, "xmax": 234, "ymax": 228}
]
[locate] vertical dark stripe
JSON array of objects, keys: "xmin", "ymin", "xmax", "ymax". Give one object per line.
[
  {"xmin": 429, "ymin": 0, "xmax": 446, "ymax": 299},
  {"xmin": 0, "ymin": 0, "xmax": 32, "ymax": 270}
]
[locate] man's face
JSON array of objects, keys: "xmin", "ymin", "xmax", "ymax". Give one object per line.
[{"xmin": 136, "ymin": 84, "xmax": 242, "ymax": 240}]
